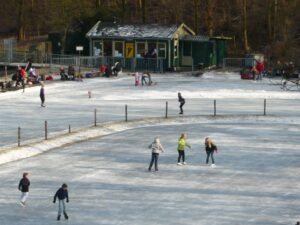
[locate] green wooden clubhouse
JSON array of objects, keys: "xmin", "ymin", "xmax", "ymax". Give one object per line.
[{"xmin": 86, "ymin": 22, "xmax": 229, "ymax": 72}]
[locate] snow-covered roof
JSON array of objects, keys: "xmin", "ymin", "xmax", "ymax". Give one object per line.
[
  {"xmin": 86, "ymin": 22, "xmax": 181, "ymax": 40},
  {"xmin": 180, "ymin": 35, "xmax": 210, "ymax": 42}
]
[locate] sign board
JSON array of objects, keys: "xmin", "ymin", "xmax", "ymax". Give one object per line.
[
  {"xmin": 125, "ymin": 43, "xmax": 134, "ymax": 58},
  {"xmin": 76, "ymin": 46, "xmax": 84, "ymax": 51}
]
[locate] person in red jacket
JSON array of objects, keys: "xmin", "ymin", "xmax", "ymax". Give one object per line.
[{"xmin": 255, "ymin": 60, "xmax": 265, "ymax": 80}]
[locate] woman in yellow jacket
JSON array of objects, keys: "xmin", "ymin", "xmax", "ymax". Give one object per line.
[{"xmin": 177, "ymin": 133, "xmax": 191, "ymax": 165}]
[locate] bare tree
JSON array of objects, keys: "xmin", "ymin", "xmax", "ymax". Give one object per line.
[
  {"xmin": 193, "ymin": 0, "xmax": 199, "ymax": 34},
  {"xmin": 17, "ymin": 0, "xmax": 26, "ymax": 40},
  {"xmin": 242, "ymin": 0, "xmax": 250, "ymax": 52}
]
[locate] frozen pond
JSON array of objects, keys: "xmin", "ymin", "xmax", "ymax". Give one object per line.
[
  {"xmin": 1, "ymin": 72, "xmax": 300, "ymax": 148},
  {"xmin": 1, "ymin": 71, "xmax": 300, "ymax": 224},
  {"xmin": 0, "ymin": 121, "xmax": 299, "ymax": 225}
]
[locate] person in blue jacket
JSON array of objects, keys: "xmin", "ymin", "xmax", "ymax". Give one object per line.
[{"xmin": 53, "ymin": 183, "xmax": 69, "ymax": 221}]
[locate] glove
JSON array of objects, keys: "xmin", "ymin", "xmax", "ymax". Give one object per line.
[
  {"xmin": 66, "ymin": 199, "xmax": 69, "ymax": 203},
  {"xmin": 53, "ymin": 200, "xmax": 56, "ymax": 204}
]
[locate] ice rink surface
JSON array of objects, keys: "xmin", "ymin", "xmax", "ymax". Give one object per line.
[{"xmin": 0, "ymin": 72, "xmax": 300, "ymax": 224}]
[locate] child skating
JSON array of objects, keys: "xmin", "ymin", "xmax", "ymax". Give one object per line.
[
  {"xmin": 53, "ymin": 183, "xmax": 69, "ymax": 221},
  {"xmin": 177, "ymin": 133, "xmax": 191, "ymax": 165},
  {"xmin": 148, "ymin": 137, "xmax": 164, "ymax": 171},
  {"xmin": 40, "ymin": 83, "xmax": 45, "ymax": 107},
  {"xmin": 18, "ymin": 172, "xmax": 30, "ymax": 207},
  {"xmin": 205, "ymin": 137, "xmax": 218, "ymax": 168},
  {"xmin": 178, "ymin": 92, "xmax": 185, "ymax": 114}
]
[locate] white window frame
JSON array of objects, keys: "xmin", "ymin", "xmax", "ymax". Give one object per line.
[
  {"xmin": 114, "ymin": 41, "xmax": 124, "ymax": 57},
  {"xmin": 158, "ymin": 42, "xmax": 166, "ymax": 58},
  {"xmin": 93, "ymin": 40, "xmax": 103, "ymax": 57},
  {"xmin": 136, "ymin": 42, "xmax": 147, "ymax": 58}
]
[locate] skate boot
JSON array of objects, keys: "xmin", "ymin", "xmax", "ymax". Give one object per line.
[
  {"xmin": 63, "ymin": 212, "xmax": 69, "ymax": 220},
  {"xmin": 57, "ymin": 215, "xmax": 61, "ymax": 221}
]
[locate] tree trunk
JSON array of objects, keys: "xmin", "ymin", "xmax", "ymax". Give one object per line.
[
  {"xmin": 267, "ymin": 0, "xmax": 273, "ymax": 42},
  {"xmin": 17, "ymin": 0, "xmax": 25, "ymax": 41},
  {"xmin": 206, "ymin": 0, "xmax": 214, "ymax": 37},
  {"xmin": 193, "ymin": 0, "xmax": 199, "ymax": 35},
  {"xmin": 242, "ymin": 0, "xmax": 250, "ymax": 53},
  {"xmin": 273, "ymin": 0, "xmax": 278, "ymax": 41},
  {"xmin": 141, "ymin": 0, "xmax": 146, "ymax": 23},
  {"xmin": 95, "ymin": 0, "xmax": 102, "ymax": 8},
  {"xmin": 121, "ymin": 0, "xmax": 126, "ymax": 22}
]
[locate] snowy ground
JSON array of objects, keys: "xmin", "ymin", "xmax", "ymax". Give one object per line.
[{"xmin": 0, "ymin": 71, "xmax": 300, "ymax": 224}]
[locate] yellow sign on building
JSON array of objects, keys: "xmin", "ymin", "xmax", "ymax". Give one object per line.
[{"xmin": 125, "ymin": 43, "xmax": 134, "ymax": 58}]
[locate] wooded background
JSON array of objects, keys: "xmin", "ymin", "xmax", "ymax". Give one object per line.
[{"xmin": 0, "ymin": 0, "xmax": 299, "ymax": 62}]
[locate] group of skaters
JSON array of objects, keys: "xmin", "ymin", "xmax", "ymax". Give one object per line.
[
  {"xmin": 148, "ymin": 134, "xmax": 218, "ymax": 171},
  {"xmin": 18, "ymin": 172, "xmax": 69, "ymax": 221},
  {"xmin": 11, "ymin": 59, "xmax": 41, "ymax": 92}
]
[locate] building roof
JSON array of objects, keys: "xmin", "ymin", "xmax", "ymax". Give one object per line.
[
  {"xmin": 86, "ymin": 22, "xmax": 189, "ymax": 40},
  {"xmin": 180, "ymin": 35, "xmax": 210, "ymax": 42}
]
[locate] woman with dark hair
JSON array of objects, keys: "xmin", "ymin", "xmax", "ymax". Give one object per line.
[{"xmin": 18, "ymin": 172, "xmax": 30, "ymax": 206}]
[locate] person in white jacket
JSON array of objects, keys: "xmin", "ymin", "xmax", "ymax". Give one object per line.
[{"xmin": 148, "ymin": 137, "xmax": 164, "ymax": 171}]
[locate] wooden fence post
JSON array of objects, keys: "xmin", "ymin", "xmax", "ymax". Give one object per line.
[
  {"xmin": 214, "ymin": 100, "xmax": 217, "ymax": 116},
  {"xmin": 45, "ymin": 121, "xmax": 48, "ymax": 140},
  {"xmin": 165, "ymin": 101, "xmax": 168, "ymax": 118},
  {"xmin": 18, "ymin": 127, "xmax": 21, "ymax": 147},
  {"xmin": 125, "ymin": 104, "xmax": 128, "ymax": 122},
  {"xmin": 94, "ymin": 109, "xmax": 97, "ymax": 126}
]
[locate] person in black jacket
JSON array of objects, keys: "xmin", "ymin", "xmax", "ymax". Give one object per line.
[
  {"xmin": 53, "ymin": 183, "xmax": 69, "ymax": 221},
  {"xmin": 178, "ymin": 92, "xmax": 185, "ymax": 114},
  {"xmin": 205, "ymin": 137, "xmax": 218, "ymax": 167},
  {"xmin": 18, "ymin": 172, "xmax": 30, "ymax": 206},
  {"xmin": 40, "ymin": 83, "xmax": 45, "ymax": 107}
]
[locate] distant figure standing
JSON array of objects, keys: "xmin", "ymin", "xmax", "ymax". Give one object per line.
[
  {"xmin": 135, "ymin": 72, "xmax": 140, "ymax": 86},
  {"xmin": 255, "ymin": 60, "xmax": 265, "ymax": 80},
  {"xmin": 53, "ymin": 183, "xmax": 69, "ymax": 221},
  {"xmin": 177, "ymin": 133, "xmax": 191, "ymax": 165},
  {"xmin": 205, "ymin": 137, "xmax": 218, "ymax": 168},
  {"xmin": 40, "ymin": 83, "xmax": 45, "ymax": 107},
  {"xmin": 18, "ymin": 172, "xmax": 30, "ymax": 207},
  {"xmin": 178, "ymin": 92, "xmax": 185, "ymax": 114},
  {"xmin": 148, "ymin": 137, "xmax": 164, "ymax": 171}
]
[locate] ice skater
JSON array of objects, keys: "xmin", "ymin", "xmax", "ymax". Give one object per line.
[
  {"xmin": 177, "ymin": 133, "xmax": 191, "ymax": 165},
  {"xmin": 40, "ymin": 83, "xmax": 45, "ymax": 107},
  {"xmin": 53, "ymin": 183, "xmax": 69, "ymax": 221},
  {"xmin": 205, "ymin": 137, "xmax": 218, "ymax": 167},
  {"xmin": 178, "ymin": 92, "xmax": 185, "ymax": 114},
  {"xmin": 148, "ymin": 137, "xmax": 164, "ymax": 171},
  {"xmin": 134, "ymin": 72, "xmax": 140, "ymax": 86},
  {"xmin": 18, "ymin": 172, "xmax": 30, "ymax": 207}
]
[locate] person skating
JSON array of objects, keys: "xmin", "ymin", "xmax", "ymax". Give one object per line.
[
  {"xmin": 177, "ymin": 133, "xmax": 191, "ymax": 165},
  {"xmin": 178, "ymin": 92, "xmax": 185, "ymax": 114},
  {"xmin": 205, "ymin": 137, "xmax": 218, "ymax": 168},
  {"xmin": 18, "ymin": 172, "xmax": 30, "ymax": 207},
  {"xmin": 40, "ymin": 83, "xmax": 45, "ymax": 107},
  {"xmin": 53, "ymin": 183, "xmax": 69, "ymax": 221},
  {"xmin": 148, "ymin": 137, "xmax": 164, "ymax": 171}
]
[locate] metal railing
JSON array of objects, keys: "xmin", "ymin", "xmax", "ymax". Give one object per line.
[
  {"xmin": 223, "ymin": 58, "xmax": 255, "ymax": 69},
  {"xmin": 0, "ymin": 50, "xmax": 165, "ymax": 73}
]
